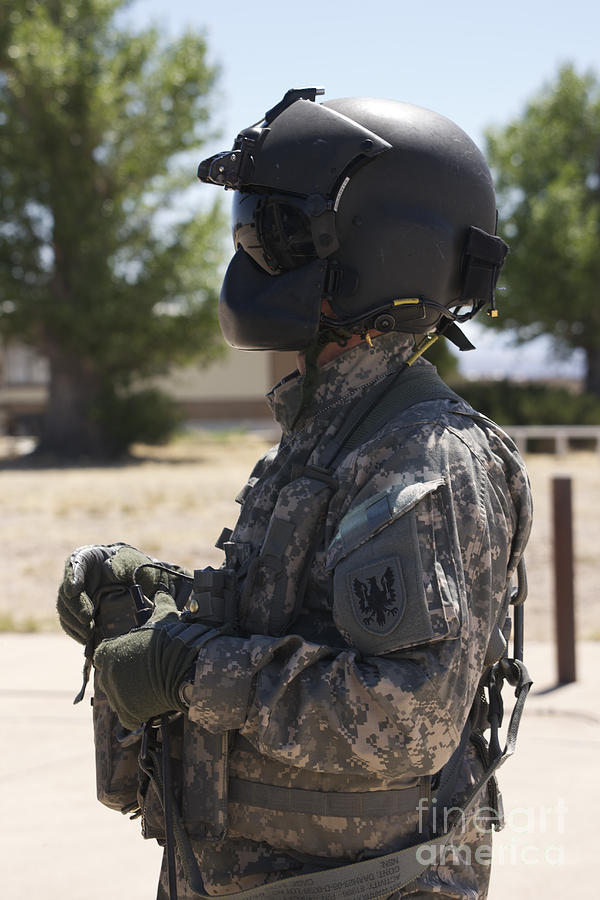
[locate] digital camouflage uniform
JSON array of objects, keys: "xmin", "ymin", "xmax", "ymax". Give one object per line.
[{"xmin": 147, "ymin": 332, "xmax": 532, "ymax": 899}]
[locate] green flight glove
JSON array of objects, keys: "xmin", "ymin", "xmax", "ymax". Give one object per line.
[
  {"xmin": 57, "ymin": 543, "xmax": 191, "ymax": 646},
  {"xmin": 93, "ymin": 591, "xmax": 211, "ymax": 731},
  {"xmin": 57, "ymin": 543, "xmax": 126, "ymax": 645}
]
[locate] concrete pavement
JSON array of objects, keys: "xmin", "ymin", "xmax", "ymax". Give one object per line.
[
  {"xmin": 1, "ymin": 635, "xmax": 161, "ymax": 899},
  {"xmin": 1, "ymin": 635, "xmax": 598, "ymax": 899}
]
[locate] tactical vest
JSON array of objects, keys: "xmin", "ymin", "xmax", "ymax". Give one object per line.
[{"xmin": 94, "ymin": 364, "xmax": 532, "ymax": 899}]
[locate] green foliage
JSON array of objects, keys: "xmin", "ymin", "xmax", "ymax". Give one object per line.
[
  {"xmin": 0, "ymin": 0, "xmax": 226, "ymax": 457},
  {"xmin": 452, "ymin": 379, "xmax": 600, "ymax": 426},
  {"xmin": 484, "ymin": 64, "xmax": 600, "ymax": 393},
  {"xmin": 94, "ymin": 386, "xmax": 183, "ymax": 456}
]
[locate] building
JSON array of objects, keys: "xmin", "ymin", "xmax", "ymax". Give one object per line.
[{"xmin": 0, "ymin": 339, "xmax": 297, "ymax": 435}]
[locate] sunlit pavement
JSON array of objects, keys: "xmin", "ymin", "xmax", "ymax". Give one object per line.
[
  {"xmin": 487, "ymin": 641, "xmax": 599, "ymax": 899},
  {"xmin": 1, "ymin": 635, "xmax": 597, "ymax": 899},
  {"xmin": 1, "ymin": 635, "xmax": 161, "ymax": 900}
]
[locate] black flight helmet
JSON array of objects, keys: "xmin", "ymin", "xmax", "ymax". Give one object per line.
[{"xmin": 198, "ymin": 88, "xmax": 508, "ymax": 351}]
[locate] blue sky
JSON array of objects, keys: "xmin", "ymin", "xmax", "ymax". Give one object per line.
[{"xmin": 124, "ymin": 0, "xmax": 599, "ymax": 379}]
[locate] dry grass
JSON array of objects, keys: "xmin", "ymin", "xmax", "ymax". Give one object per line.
[{"xmin": 1, "ymin": 433, "xmax": 598, "ymax": 640}]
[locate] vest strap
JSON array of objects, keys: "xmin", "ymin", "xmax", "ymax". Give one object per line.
[
  {"xmin": 228, "ymin": 776, "xmax": 426, "ymax": 819},
  {"xmin": 323, "ymin": 364, "xmax": 461, "ymax": 469}
]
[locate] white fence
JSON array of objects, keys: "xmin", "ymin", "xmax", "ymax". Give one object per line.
[{"xmin": 504, "ymin": 425, "xmax": 600, "ymax": 455}]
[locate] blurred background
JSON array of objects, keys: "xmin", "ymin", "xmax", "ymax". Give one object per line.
[
  {"xmin": 1, "ymin": 2, "xmax": 599, "ymax": 898},
  {"xmin": 2, "ymin": 0, "xmax": 600, "ymax": 453}
]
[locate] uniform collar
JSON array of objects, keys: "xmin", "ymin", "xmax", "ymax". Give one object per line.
[{"xmin": 267, "ymin": 332, "xmax": 416, "ymax": 435}]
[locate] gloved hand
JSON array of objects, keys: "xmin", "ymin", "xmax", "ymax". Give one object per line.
[
  {"xmin": 93, "ymin": 591, "xmax": 210, "ymax": 731},
  {"xmin": 57, "ymin": 543, "xmax": 127, "ymax": 645},
  {"xmin": 57, "ymin": 543, "xmax": 191, "ymax": 645},
  {"xmin": 108, "ymin": 546, "xmax": 190, "ymax": 601}
]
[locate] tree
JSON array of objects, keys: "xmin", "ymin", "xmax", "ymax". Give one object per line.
[
  {"xmin": 0, "ymin": 0, "xmax": 226, "ymax": 458},
  {"xmin": 485, "ymin": 64, "xmax": 600, "ymax": 395}
]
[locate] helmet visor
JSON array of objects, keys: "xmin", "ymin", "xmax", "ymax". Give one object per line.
[{"xmin": 232, "ymin": 192, "xmax": 317, "ymax": 275}]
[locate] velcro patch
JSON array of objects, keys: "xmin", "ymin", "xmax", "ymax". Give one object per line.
[{"xmin": 347, "ymin": 558, "xmax": 406, "ymax": 636}]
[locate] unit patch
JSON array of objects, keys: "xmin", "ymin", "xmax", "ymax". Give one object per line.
[{"xmin": 347, "ymin": 558, "xmax": 406, "ymax": 636}]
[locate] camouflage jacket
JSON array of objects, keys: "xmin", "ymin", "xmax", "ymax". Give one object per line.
[{"xmin": 156, "ymin": 333, "xmax": 532, "ymax": 896}]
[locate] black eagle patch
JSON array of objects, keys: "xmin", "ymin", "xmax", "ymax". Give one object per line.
[{"xmin": 352, "ymin": 565, "xmax": 400, "ymax": 631}]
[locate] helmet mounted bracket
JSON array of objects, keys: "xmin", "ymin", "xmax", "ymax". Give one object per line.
[
  {"xmin": 264, "ymin": 87, "xmax": 325, "ymax": 125},
  {"xmin": 197, "ymin": 125, "xmax": 270, "ymax": 189},
  {"xmin": 198, "ymin": 88, "xmax": 326, "ymax": 189}
]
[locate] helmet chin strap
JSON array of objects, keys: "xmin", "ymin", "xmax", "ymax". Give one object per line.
[
  {"xmin": 404, "ymin": 323, "xmax": 474, "ymax": 367},
  {"xmin": 320, "ymin": 301, "xmax": 479, "ymax": 356},
  {"xmin": 292, "ymin": 284, "xmax": 495, "ymax": 429},
  {"xmin": 436, "ymin": 318, "xmax": 476, "ymax": 352},
  {"xmin": 406, "ymin": 334, "xmax": 440, "ymax": 366}
]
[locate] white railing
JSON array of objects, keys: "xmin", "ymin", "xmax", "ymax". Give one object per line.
[{"xmin": 503, "ymin": 425, "xmax": 600, "ymax": 455}]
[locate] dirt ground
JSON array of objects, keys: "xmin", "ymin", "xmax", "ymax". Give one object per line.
[{"xmin": 1, "ymin": 432, "xmax": 598, "ymax": 641}]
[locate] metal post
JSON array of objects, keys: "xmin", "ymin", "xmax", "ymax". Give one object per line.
[{"xmin": 552, "ymin": 477, "xmax": 576, "ymax": 684}]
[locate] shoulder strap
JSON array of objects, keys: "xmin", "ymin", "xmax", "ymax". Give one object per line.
[
  {"xmin": 342, "ymin": 366, "xmax": 462, "ymax": 457},
  {"xmin": 320, "ymin": 363, "xmax": 462, "ymax": 472}
]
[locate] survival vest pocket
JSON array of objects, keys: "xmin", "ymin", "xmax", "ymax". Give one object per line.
[
  {"xmin": 92, "ymin": 672, "xmax": 141, "ymax": 814},
  {"xmin": 136, "ymin": 718, "xmax": 226, "ymax": 842},
  {"xmin": 239, "ymin": 470, "xmax": 335, "ymax": 636}
]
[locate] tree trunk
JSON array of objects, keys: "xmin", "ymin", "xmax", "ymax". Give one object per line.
[
  {"xmin": 35, "ymin": 351, "xmax": 111, "ymax": 460},
  {"xmin": 584, "ymin": 346, "xmax": 600, "ymax": 398}
]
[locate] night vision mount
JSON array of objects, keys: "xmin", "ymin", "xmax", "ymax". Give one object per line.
[{"xmin": 197, "ymin": 87, "xmax": 326, "ymax": 190}]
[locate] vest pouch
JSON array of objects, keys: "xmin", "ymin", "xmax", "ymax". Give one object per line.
[
  {"xmin": 188, "ymin": 567, "xmax": 237, "ymax": 627},
  {"xmin": 227, "ymin": 773, "xmax": 432, "ymax": 861},
  {"xmin": 137, "ymin": 713, "xmax": 231, "ymax": 843},
  {"xmin": 182, "ymin": 719, "xmax": 230, "ymax": 841},
  {"xmin": 239, "ymin": 470, "xmax": 335, "ymax": 636},
  {"xmin": 92, "ymin": 671, "xmax": 141, "ymax": 813}
]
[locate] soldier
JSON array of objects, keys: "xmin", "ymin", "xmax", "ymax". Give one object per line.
[{"xmin": 57, "ymin": 89, "xmax": 532, "ymax": 899}]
